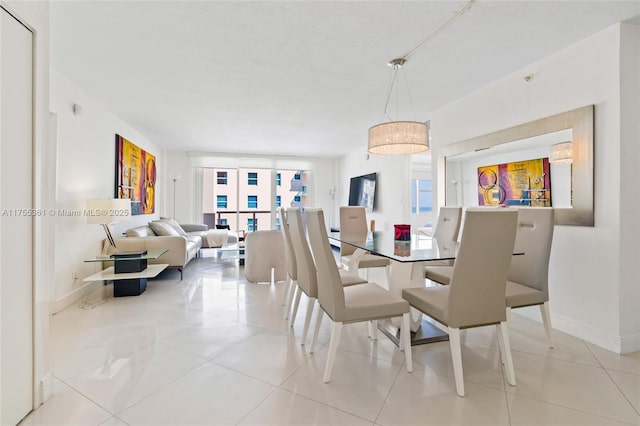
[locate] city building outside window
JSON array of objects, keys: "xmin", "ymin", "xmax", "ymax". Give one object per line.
[
  {"xmin": 248, "ymin": 172, "xmax": 258, "ymax": 185},
  {"xmin": 276, "ymin": 195, "xmax": 281, "ymax": 207},
  {"xmin": 219, "ymin": 218, "xmax": 227, "ymax": 226},
  {"xmin": 248, "ymin": 218, "xmax": 258, "ymax": 232},
  {"xmin": 248, "ymin": 195, "xmax": 258, "ymax": 209},
  {"xmin": 294, "ymin": 173, "xmax": 301, "ymax": 180},
  {"xmin": 217, "ymin": 171, "xmax": 227, "ymax": 185},
  {"xmin": 276, "ymin": 173, "xmax": 281, "ymax": 186},
  {"xmin": 294, "ymin": 195, "xmax": 301, "ymax": 202},
  {"xmin": 275, "ymin": 217, "xmax": 281, "ymax": 230},
  {"xmin": 217, "ymin": 195, "xmax": 228, "ymax": 209}
]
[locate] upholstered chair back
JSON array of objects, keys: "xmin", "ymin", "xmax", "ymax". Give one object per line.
[
  {"xmin": 279, "ymin": 207, "xmax": 297, "ymax": 281},
  {"xmin": 433, "ymin": 206, "xmax": 463, "ymax": 242},
  {"xmin": 339, "ymin": 206, "xmax": 368, "ymax": 257},
  {"xmin": 448, "ymin": 209, "xmax": 518, "ymax": 328},
  {"xmin": 287, "ymin": 208, "xmax": 318, "ymax": 298},
  {"xmin": 306, "ymin": 208, "xmax": 345, "ymax": 321},
  {"xmin": 508, "ymin": 207, "xmax": 554, "ymax": 299}
]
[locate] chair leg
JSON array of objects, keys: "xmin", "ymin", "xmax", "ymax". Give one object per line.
[
  {"xmin": 285, "ymin": 279, "xmax": 297, "ymax": 320},
  {"xmin": 324, "ymin": 321, "xmax": 343, "ymax": 383},
  {"xmin": 367, "ymin": 321, "xmax": 373, "ymax": 339},
  {"xmin": 402, "ymin": 312, "xmax": 413, "ymax": 372},
  {"xmin": 310, "ymin": 304, "xmax": 324, "ymax": 354},
  {"xmin": 540, "ymin": 302, "xmax": 553, "ymax": 348},
  {"xmin": 371, "ymin": 320, "xmax": 378, "ymax": 341},
  {"xmin": 281, "ymin": 275, "xmax": 291, "ymax": 307},
  {"xmin": 289, "ymin": 286, "xmax": 302, "ymax": 327},
  {"xmin": 506, "ymin": 306, "xmax": 512, "ymax": 323},
  {"xmin": 448, "ymin": 327, "xmax": 465, "ymax": 397},
  {"xmin": 301, "ymin": 297, "xmax": 315, "ymax": 345},
  {"xmin": 496, "ymin": 321, "xmax": 517, "ymax": 387}
]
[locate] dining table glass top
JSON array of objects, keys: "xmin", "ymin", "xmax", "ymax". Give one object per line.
[{"xmin": 328, "ymin": 231, "xmax": 457, "ymax": 263}]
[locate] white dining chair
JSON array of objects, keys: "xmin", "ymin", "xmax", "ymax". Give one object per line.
[
  {"xmin": 306, "ymin": 208, "xmax": 412, "ymax": 382},
  {"xmin": 403, "ymin": 209, "xmax": 518, "ymax": 397}
]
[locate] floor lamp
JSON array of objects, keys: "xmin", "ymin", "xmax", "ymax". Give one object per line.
[{"xmin": 172, "ymin": 175, "xmax": 181, "ymax": 219}]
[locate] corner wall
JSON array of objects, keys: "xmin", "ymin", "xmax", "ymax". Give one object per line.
[
  {"xmin": 432, "ymin": 24, "xmax": 628, "ymax": 351},
  {"xmin": 50, "ymin": 69, "xmax": 165, "ymax": 311}
]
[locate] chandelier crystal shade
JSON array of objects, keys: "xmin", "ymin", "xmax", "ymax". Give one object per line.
[
  {"xmin": 368, "ymin": 121, "xmax": 429, "ymax": 155},
  {"xmin": 549, "ymin": 141, "xmax": 573, "ymax": 164}
]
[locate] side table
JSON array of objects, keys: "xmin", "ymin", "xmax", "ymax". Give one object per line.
[{"xmin": 84, "ymin": 249, "xmax": 169, "ymax": 296}]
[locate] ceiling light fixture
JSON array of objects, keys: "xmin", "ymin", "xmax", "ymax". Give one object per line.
[
  {"xmin": 368, "ymin": 58, "xmax": 428, "ymax": 156},
  {"xmin": 549, "ymin": 141, "xmax": 573, "ymax": 164},
  {"xmin": 367, "ymin": 0, "xmax": 477, "ymax": 156}
]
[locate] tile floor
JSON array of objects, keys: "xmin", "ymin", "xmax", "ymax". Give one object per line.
[{"xmin": 23, "ymin": 252, "xmax": 640, "ymax": 426}]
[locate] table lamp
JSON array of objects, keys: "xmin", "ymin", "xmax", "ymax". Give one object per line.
[{"xmin": 86, "ymin": 198, "xmax": 131, "ymax": 249}]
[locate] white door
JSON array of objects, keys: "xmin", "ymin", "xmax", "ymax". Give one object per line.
[{"xmin": 0, "ymin": 7, "xmax": 34, "ymax": 425}]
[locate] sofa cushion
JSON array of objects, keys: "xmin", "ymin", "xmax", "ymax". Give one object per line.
[
  {"xmin": 154, "ymin": 218, "xmax": 187, "ymax": 237},
  {"xmin": 126, "ymin": 225, "xmax": 156, "ymax": 237},
  {"xmin": 149, "ymin": 221, "xmax": 181, "ymax": 237}
]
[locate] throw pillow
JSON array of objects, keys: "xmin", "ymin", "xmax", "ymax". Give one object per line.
[
  {"xmin": 155, "ymin": 218, "xmax": 187, "ymax": 236},
  {"xmin": 149, "ymin": 221, "xmax": 181, "ymax": 237}
]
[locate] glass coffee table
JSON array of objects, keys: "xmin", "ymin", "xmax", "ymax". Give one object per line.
[
  {"xmin": 219, "ymin": 243, "xmax": 245, "ymax": 265},
  {"xmin": 84, "ymin": 249, "xmax": 169, "ymax": 296}
]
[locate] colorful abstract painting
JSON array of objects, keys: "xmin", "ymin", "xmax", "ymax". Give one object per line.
[
  {"xmin": 115, "ymin": 135, "xmax": 156, "ymax": 215},
  {"xmin": 477, "ymin": 158, "xmax": 551, "ymax": 207}
]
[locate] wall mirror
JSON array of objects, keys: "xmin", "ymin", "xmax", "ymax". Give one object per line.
[{"xmin": 438, "ymin": 105, "xmax": 594, "ymax": 226}]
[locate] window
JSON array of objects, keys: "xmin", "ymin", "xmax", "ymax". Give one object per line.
[
  {"xmin": 217, "ymin": 195, "xmax": 228, "ymax": 209},
  {"xmin": 276, "ymin": 173, "xmax": 281, "ymax": 186},
  {"xmin": 248, "ymin": 218, "xmax": 258, "ymax": 232},
  {"xmin": 248, "ymin": 172, "xmax": 258, "ymax": 185},
  {"xmin": 248, "ymin": 195, "xmax": 258, "ymax": 209},
  {"xmin": 294, "ymin": 173, "xmax": 301, "ymax": 180},
  {"xmin": 294, "ymin": 195, "xmax": 301, "ymax": 202},
  {"xmin": 219, "ymin": 218, "xmax": 227, "ymax": 226},
  {"xmin": 275, "ymin": 218, "xmax": 281, "ymax": 230},
  {"xmin": 217, "ymin": 171, "xmax": 227, "ymax": 185},
  {"xmin": 411, "ymin": 179, "xmax": 433, "ymax": 213},
  {"xmin": 276, "ymin": 195, "xmax": 281, "ymax": 207}
]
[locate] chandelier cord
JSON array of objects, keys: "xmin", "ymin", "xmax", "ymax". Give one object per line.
[
  {"xmin": 400, "ymin": 0, "xmax": 477, "ymax": 62},
  {"xmin": 379, "ymin": 0, "xmax": 476, "ymax": 123}
]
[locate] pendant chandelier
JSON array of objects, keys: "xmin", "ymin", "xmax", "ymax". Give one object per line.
[
  {"xmin": 549, "ymin": 141, "xmax": 573, "ymax": 164},
  {"xmin": 367, "ymin": 0, "xmax": 477, "ymax": 156},
  {"xmin": 368, "ymin": 58, "xmax": 428, "ymax": 156}
]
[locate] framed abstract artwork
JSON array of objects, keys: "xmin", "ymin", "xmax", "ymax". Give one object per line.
[
  {"xmin": 477, "ymin": 157, "xmax": 551, "ymax": 207},
  {"xmin": 115, "ymin": 134, "xmax": 156, "ymax": 215}
]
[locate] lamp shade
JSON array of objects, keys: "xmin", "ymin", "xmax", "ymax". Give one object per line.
[
  {"xmin": 368, "ymin": 121, "xmax": 429, "ymax": 155},
  {"xmin": 549, "ymin": 141, "xmax": 573, "ymax": 164},
  {"xmin": 86, "ymin": 198, "xmax": 131, "ymax": 224}
]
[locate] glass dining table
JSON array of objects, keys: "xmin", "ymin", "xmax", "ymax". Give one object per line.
[{"xmin": 329, "ymin": 230, "xmax": 457, "ymax": 346}]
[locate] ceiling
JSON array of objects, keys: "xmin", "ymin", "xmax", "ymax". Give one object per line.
[{"xmin": 50, "ymin": 1, "xmax": 640, "ymax": 158}]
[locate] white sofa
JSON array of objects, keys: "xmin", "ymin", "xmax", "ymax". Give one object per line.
[{"xmin": 109, "ymin": 224, "xmax": 201, "ymax": 279}]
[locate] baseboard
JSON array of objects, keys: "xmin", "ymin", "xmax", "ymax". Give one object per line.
[
  {"xmin": 552, "ymin": 312, "xmax": 623, "ymax": 353},
  {"xmin": 53, "ymin": 281, "xmax": 108, "ymax": 314},
  {"xmin": 40, "ymin": 373, "xmax": 54, "ymax": 403},
  {"xmin": 620, "ymin": 333, "xmax": 640, "ymax": 354}
]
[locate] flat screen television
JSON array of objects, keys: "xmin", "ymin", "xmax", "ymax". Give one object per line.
[{"xmin": 348, "ymin": 173, "xmax": 377, "ymax": 213}]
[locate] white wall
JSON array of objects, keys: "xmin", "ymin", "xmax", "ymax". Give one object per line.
[
  {"xmin": 50, "ymin": 69, "xmax": 165, "ymax": 311},
  {"xmin": 339, "ymin": 146, "xmax": 410, "ymax": 231},
  {"xmin": 432, "ymin": 24, "xmax": 632, "ymax": 352},
  {"xmin": 619, "ymin": 21, "xmax": 640, "ymax": 348}
]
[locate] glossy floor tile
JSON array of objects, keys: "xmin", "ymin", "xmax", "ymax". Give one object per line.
[{"xmin": 24, "ymin": 254, "xmax": 640, "ymax": 426}]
